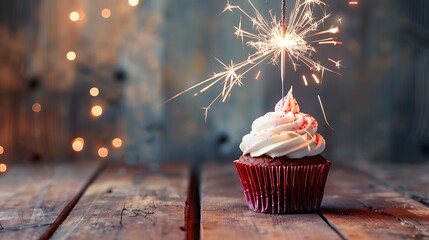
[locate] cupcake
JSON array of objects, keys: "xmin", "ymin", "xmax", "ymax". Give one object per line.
[{"xmin": 234, "ymin": 87, "xmax": 331, "ymax": 214}]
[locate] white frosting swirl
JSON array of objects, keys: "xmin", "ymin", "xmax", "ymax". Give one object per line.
[{"xmin": 239, "ymin": 87, "xmax": 325, "ymax": 159}]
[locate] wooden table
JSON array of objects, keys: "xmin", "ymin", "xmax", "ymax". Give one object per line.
[{"xmin": 1, "ymin": 160, "xmax": 429, "ymax": 240}]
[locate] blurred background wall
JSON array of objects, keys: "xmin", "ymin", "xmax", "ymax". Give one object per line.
[{"xmin": 0, "ymin": 0, "xmax": 428, "ymax": 166}]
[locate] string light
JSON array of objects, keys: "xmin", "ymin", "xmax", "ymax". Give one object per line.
[
  {"xmin": 32, "ymin": 103, "xmax": 42, "ymax": 113},
  {"xmin": 128, "ymin": 0, "xmax": 139, "ymax": 7},
  {"xmin": 112, "ymin": 138, "xmax": 122, "ymax": 148},
  {"xmin": 98, "ymin": 147, "xmax": 109, "ymax": 158},
  {"xmin": 0, "ymin": 163, "xmax": 6, "ymax": 173},
  {"xmin": 101, "ymin": 8, "xmax": 111, "ymax": 18},
  {"xmin": 69, "ymin": 11, "xmax": 80, "ymax": 21},
  {"xmin": 0, "ymin": 145, "xmax": 4, "ymax": 154},
  {"xmin": 72, "ymin": 137, "xmax": 85, "ymax": 152},
  {"xmin": 91, "ymin": 105, "xmax": 103, "ymax": 117},
  {"xmin": 90, "ymin": 87, "xmax": 99, "ymax": 97},
  {"xmin": 66, "ymin": 51, "xmax": 76, "ymax": 61}
]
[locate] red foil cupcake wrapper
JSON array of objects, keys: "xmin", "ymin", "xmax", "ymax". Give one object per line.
[{"xmin": 234, "ymin": 160, "xmax": 331, "ymax": 214}]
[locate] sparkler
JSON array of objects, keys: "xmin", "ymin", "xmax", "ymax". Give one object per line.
[
  {"xmin": 281, "ymin": 0, "xmax": 287, "ymax": 96},
  {"xmin": 164, "ymin": 0, "xmax": 342, "ymax": 119}
]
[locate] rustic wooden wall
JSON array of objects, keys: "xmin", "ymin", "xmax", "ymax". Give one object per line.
[{"xmin": 0, "ymin": 0, "xmax": 428, "ymax": 165}]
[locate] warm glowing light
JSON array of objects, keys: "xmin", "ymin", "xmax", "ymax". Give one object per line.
[
  {"xmin": 165, "ymin": 0, "xmax": 341, "ymax": 118},
  {"xmin": 0, "ymin": 146, "xmax": 4, "ymax": 155},
  {"xmin": 91, "ymin": 105, "xmax": 103, "ymax": 117},
  {"xmin": 69, "ymin": 11, "xmax": 80, "ymax": 21},
  {"xmin": 329, "ymin": 27, "xmax": 339, "ymax": 34},
  {"xmin": 32, "ymin": 103, "xmax": 42, "ymax": 113},
  {"xmin": 318, "ymin": 40, "xmax": 343, "ymax": 45},
  {"xmin": 313, "ymin": 27, "xmax": 339, "ymax": 35},
  {"xmin": 0, "ymin": 163, "xmax": 7, "ymax": 173},
  {"xmin": 66, "ymin": 51, "xmax": 76, "ymax": 61},
  {"xmin": 90, "ymin": 87, "xmax": 99, "ymax": 97},
  {"xmin": 72, "ymin": 137, "xmax": 85, "ymax": 152},
  {"xmin": 311, "ymin": 74, "xmax": 320, "ymax": 84},
  {"xmin": 101, "ymin": 8, "xmax": 111, "ymax": 18},
  {"xmin": 302, "ymin": 75, "xmax": 308, "ymax": 86},
  {"xmin": 328, "ymin": 58, "xmax": 342, "ymax": 69},
  {"xmin": 349, "ymin": 1, "xmax": 358, "ymax": 5},
  {"xmin": 128, "ymin": 0, "xmax": 139, "ymax": 7},
  {"xmin": 112, "ymin": 138, "xmax": 123, "ymax": 148},
  {"xmin": 98, "ymin": 147, "xmax": 109, "ymax": 158},
  {"xmin": 255, "ymin": 70, "xmax": 261, "ymax": 80}
]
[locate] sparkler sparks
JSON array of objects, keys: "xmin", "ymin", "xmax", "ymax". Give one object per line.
[
  {"xmin": 328, "ymin": 58, "xmax": 342, "ymax": 69},
  {"xmin": 255, "ymin": 70, "xmax": 262, "ymax": 80},
  {"xmin": 165, "ymin": 0, "xmax": 342, "ymax": 118},
  {"xmin": 302, "ymin": 75, "xmax": 308, "ymax": 86},
  {"xmin": 318, "ymin": 95, "xmax": 333, "ymax": 130},
  {"xmin": 311, "ymin": 73, "xmax": 320, "ymax": 84}
]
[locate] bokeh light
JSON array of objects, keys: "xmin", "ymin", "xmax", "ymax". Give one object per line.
[
  {"xmin": 90, "ymin": 87, "xmax": 99, "ymax": 97},
  {"xmin": 66, "ymin": 51, "xmax": 76, "ymax": 61},
  {"xmin": 72, "ymin": 137, "xmax": 85, "ymax": 152},
  {"xmin": 128, "ymin": 0, "xmax": 139, "ymax": 7},
  {"xmin": 101, "ymin": 8, "xmax": 111, "ymax": 18},
  {"xmin": 0, "ymin": 145, "xmax": 4, "ymax": 154},
  {"xmin": 69, "ymin": 11, "xmax": 80, "ymax": 21},
  {"xmin": 98, "ymin": 147, "xmax": 109, "ymax": 158},
  {"xmin": 32, "ymin": 103, "xmax": 42, "ymax": 113},
  {"xmin": 112, "ymin": 138, "xmax": 123, "ymax": 148},
  {"xmin": 0, "ymin": 163, "xmax": 7, "ymax": 173},
  {"xmin": 91, "ymin": 105, "xmax": 103, "ymax": 117}
]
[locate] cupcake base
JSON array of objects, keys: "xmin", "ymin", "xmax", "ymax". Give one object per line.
[{"xmin": 234, "ymin": 158, "xmax": 331, "ymax": 214}]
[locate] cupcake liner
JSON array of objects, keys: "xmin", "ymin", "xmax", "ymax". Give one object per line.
[{"xmin": 233, "ymin": 160, "xmax": 331, "ymax": 214}]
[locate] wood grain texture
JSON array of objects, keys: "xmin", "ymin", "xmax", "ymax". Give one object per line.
[
  {"xmin": 321, "ymin": 166, "xmax": 429, "ymax": 240},
  {"xmin": 52, "ymin": 163, "xmax": 189, "ymax": 240},
  {"xmin": 0, "ymin": 161, "xmax": 102, "ymax": 240},
  {"xmin": 201, "ymin": 162, "xmax": 342, "ymax": 240},
  {"xmin": 358, "ymin": 162, "xmax": 429, "ymax": 206}
]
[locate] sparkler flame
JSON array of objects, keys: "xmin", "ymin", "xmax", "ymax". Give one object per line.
[{"xmin": 165, "ymin": 0, "xmax": 342, "ymax": 119}]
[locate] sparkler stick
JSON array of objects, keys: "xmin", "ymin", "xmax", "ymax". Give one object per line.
[{"xmin": 281, "ymin": 0, "xmax": 287, "ymax": 96}]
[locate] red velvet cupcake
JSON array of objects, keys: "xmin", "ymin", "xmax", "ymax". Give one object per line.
[{"xmin": 234, "ymin": 87, "xmax": 331, "ymax": 214}]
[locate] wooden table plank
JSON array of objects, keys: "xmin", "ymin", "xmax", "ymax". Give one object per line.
[
  {"xmin": 321, "ymin": 166, "xmax": 429, "ymax": 240},
  {"xmin": 0, "ymin": 161, "xmax": 102, "ymax": 240},
  {"xmin": 52, "ymin": 163, "xmax": 189, "ymax": 240},
  {"xmin": 358, "ymin": 163, "xmax": 429, "ymax": 206},
  {"xmin": 201, "ymin": 162, "xmax": 342, "ymax": 240}
]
